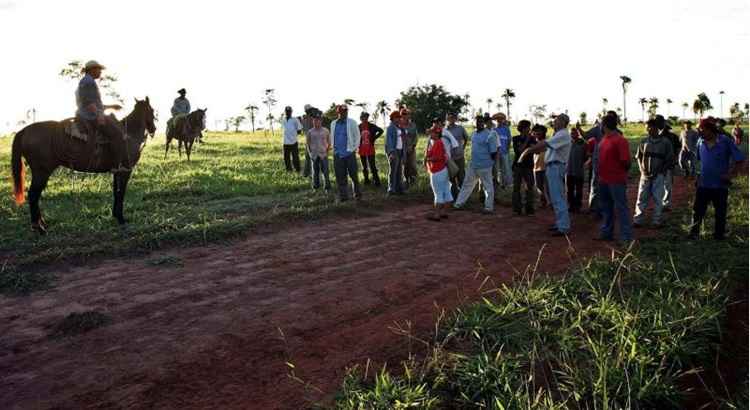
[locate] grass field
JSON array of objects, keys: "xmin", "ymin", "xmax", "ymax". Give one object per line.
[{"xmin": 0, "ymin": 122, "xmax": 746, "ymax": 292}]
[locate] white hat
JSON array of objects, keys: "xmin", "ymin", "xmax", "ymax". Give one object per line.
[{"xmin": 84, "ymin": 60, "xmax": 106, "ymax": 71}]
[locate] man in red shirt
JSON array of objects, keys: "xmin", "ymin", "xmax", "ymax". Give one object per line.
[
  {"xmin": 358, "ymin": 112, "xmax": 384, "ymax": 186},
  {"xmin": 596, "ymin": 115, "xmax": 633, "ymax": 242}
]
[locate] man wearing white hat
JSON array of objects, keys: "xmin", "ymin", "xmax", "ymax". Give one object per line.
[{"xmin": 75, "ymin": 60, "xmax": 128, "ymax": 172}]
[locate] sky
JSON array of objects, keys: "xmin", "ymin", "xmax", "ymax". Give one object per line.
[{"xmin": 1, "ymin": 0, "xmax": 748, "ymax": 133}]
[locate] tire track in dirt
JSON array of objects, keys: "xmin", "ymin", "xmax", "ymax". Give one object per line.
[{"xmin": 0, "ymin": 180, "xmax": 690, "ymax": 409}]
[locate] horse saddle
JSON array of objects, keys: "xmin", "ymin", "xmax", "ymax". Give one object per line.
[{"xmin": 63, "ymin": 118, "xmax": 109, "ymax": 144}]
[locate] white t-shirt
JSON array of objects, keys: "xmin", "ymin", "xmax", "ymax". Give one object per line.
[
  {"xmin": 396, "ymin": 128, "xmax": 405, "ymax": 150},
  {"xmin": 282, "ymin": 117, "xmax": 303, "ymax": 145}
]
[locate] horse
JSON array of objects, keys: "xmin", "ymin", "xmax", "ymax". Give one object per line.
[
  {"xmin": 165, "ymin": 108, "xmax": 206, "ymax": 161},
  {"xmin": 11, "ymin": 97, "xmax": 157, "ymax": 234}
]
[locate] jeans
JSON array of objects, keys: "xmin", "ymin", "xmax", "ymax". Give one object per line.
[
  {"xmin": 633, "ymin": 174, "xmax": 665, "ymax": 224},
  {"xmin": 599, "ymin": 183, "xmax": 633, "ymax": 241},
  {"xmin": 512, "ymin": 166, "xmax": 535, "ymax": 214},
  {"xmin": 311, "ymin": 157, "xmax": 331, "ymax": 190},
  {"xmin": 451, "ymin": 157, "xmax": 466, "ymax": 199},
  {"xmin": 387, "ymin": 150, "xmax": 404, "ymax": 194},
  {"xmin": 496, "ymin": 151, "xmax": 512, "ymax": 187},
  {"xmin": 545, "ymin": 162, "xmax": 570, "ymax": 233},
  {"xmin": 283, "ymin": 143, "xmax": 300, "ymax": 172},
  {"xmin": 454, "ymin": 166, "xmax": 494, "ymax": 211},
  {"xmin": 360, "ymin": 154, "xmax": 380, "ymax": 185},
  {"xmin": 680, "ymin": 150, "xmax": 697, "ymax": 177},
  {"xmin": 663, "ymin": 169, "xmax": 674, "ymax": 208},
  {"xmin": 589, "ymin": 170, "xmax": 601, "ymax": 215},
  {"xmin": 690, "ymin": 187, "xmax": 729, "ymax": 239},
  {"xmin": 430, "ymin": 168, "xmax": 453, "ymax": 204},
  {"xmin": 333, "ymin": 153, "xmax": 361, "ymax": 200},
  {"xmin": 566, "ymin": 175, "xmax": 584, "ymax": 212}
]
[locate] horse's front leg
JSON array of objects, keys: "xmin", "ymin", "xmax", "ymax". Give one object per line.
[
  {"xmin": 112, "ymin": 171, "xmax": 132, "ymax": 225},
  {"xmin": 178, "ymin": 139, "xmax": 183, "ymax": 158}
]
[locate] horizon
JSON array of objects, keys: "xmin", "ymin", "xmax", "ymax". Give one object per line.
[{"xmin": 1, "ymin": 0, "xmax": 748, "ymax": 134}]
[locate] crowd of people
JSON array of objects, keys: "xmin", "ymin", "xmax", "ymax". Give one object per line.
[{"xmin": 279, "ymin": 104, "xmax": 745, "ymax": 242}]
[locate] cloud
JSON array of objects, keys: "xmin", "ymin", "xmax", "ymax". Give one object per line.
[{"xmin": 0, "ymin": 1, "xmax": 17, "ymax": 11}]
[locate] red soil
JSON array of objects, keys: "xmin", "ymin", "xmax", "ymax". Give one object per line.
[{"xmin": 0, "ymin": 179, "xmax": 709, "ymax": 409}]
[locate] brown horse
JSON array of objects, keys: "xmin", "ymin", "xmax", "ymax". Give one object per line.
[
  {"xmin": 165, "ymin": 108, "xmax": 206, "ymax": 161},
  {"xmin": 11, "ymin": 98, "xmax": 157, "ymax": 234}
]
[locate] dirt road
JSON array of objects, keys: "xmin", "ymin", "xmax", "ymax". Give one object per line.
[{"xmin": 0, "ymin": 180, "xmax": 689, "ymax": 409}]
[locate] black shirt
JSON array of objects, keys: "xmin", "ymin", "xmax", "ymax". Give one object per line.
[{"xmin": 512, "ymin": 134, "xmax": 536, "ymax": 168}]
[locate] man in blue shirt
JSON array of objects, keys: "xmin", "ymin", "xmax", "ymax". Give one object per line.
[
  {"xmin": 493, "ymin": 113, "xmax": 513, "ymax": 189},
  {"xmin": 329, "ymin": 105, "xmax": 362, "ymax": 202},
  {"xmin": 688, "ymin": 117, "xmax": 745, "ymax": 240},
  {"xmin": 75, "ymin": 60, "xmax": 128, "ymax": 172},
  {"xmin": 453, "ymin": 115, "xmax": 498, "ymax": 214}
]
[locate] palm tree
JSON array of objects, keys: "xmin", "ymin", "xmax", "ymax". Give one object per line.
[
  {"xmin": 355, "ymin": 101, "xmax": 369, "ymax": 112},
  {"xmin": 486, "ymin": 98, "xmax": 493, "ymax": 114},
  {"xmin": 647, "ymin": 97, "xmax": 659, "ymax": 118},
  {"xmin": 619, "ymin": 75, "xmax": 632, "ymax": 123},
  {"xmin": 261, "ymin": 89, "xmax": 277, "ymax": 135},
  {"xmin": 666, "ymin": 98, "xmax": 673, "ymax": 117},
  {"xmin": 638, "ymin": 98, "xmax": 648, "ymax": 122},
  {"xmin": 693, "ymin": 93, "xmax": 713, "ymax": 120},
  {"xmin": 375, "ymin": 100, "xmax": 390, "ymax": 128},
  {"xmin": 681, "ymin": 102, "xmax": 689, "ymax": 119},
  {"xmin": 244, "ymin": 104, "xmax": 260, "ymax": 133},
  {"xmin": 495, "ymin": 103, "xmax": 503, "ymax": 113},
  {"xmin": 501, "ymin": 89, "xmax": 516, "ymax": 118},
  {"xmin": 719, "ymin": 90, "xmax": 725, "ymax": 118},
  {"xmin": 344, "ymin": 98, "xmax": 355, "ymax": 107}
]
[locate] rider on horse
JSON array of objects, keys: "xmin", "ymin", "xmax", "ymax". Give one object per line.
[
  {"xmin": 75, "ymin": 60, "xmax": 129, "ymax": 172},
  {"xmin": 168, "ymin": 88, "xmax": 191, "ymax": 137}
]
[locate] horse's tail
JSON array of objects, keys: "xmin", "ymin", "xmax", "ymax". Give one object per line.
[{"xmin": 11, "ymin": 129, "xmax": 26, "ymax": 205}]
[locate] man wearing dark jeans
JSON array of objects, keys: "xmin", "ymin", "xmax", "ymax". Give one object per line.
[
  {"xmin": 595, "ymin": 115, "xmax": 632, "ymax": 242},
  {"xmin": 566, "ymin": 127, "xmax": 587, "ymax": 212},
  {"xmin": 281, "ymin": 106, "xmax": 303, "ymax": 172},
  {"xmin": 329, "ymin": 105, "xmax": 362, "ymax": 201},
  {"xmin": 689, "ymin": 117, "xmax": 745, "ymax": 240},
  {"xmin": 511, "ymin": 120, "xmax": 536, "ymax": 215},
  {"xmin": 385, "ymin": 111, "xmax": 405, "ymax": 195}
]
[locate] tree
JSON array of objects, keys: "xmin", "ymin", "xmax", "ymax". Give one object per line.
[
  {"xmin": 59, "ymin": 60, "xmax": 123, "ymax": 104},
  {"xmin": 666, "ymin": 98, "xmax": 673, "ymax": 117},
  {"xmin": 719, "ymin": 90, "xmax": 725, "ymax": 118},
  {"xmin": 228, "ymin": 116, "xmax": 246, "ymax": 132},
  {"xmin": 485, "ymin": 98, "xmax": 493, "ymax": 114},
  {"xmin": 501, "ymin": 89, "xmax": 516, "ymax": 118},
  {"xmin": 355, "ymin": 101, "xmax": 369, "ymax": 112},
  {"xmin": 375, "ymin": 100, "xmax": 390, "ymax": 128},
  {"xmin": 530, "ymin": 104, "xmax": 547, "ymax": 124},
  {"xmin": 681, "ymin": 102, "xmax": 689, "ymax": 119},
  {"xmin": 729, "ymin": 102, "xmax": 742, "ymax": 123},
  {"xmin": 397, "ymin": 84, "xmax": 469, "ymax": 132},
  {"xmin": 579, "ymin": 112, "xmax": 588, "ymax": 126},
  {"xmin": 244, "ymin": 104, "xmax": 260, "ymax": 133},
  {"xmin": 692, "ymin": 93, "xmax": 713, "ymax": 120},
  {"xmin": 638, "ymin": 98, "xmax": 648, "ymax": 121},
  {"xmin": 495, "ymin": 103, "xmax": 503, "ymax": 113},
  {"xmin": 744, "ymin": 103, "xmax": 749, "ymax": 121},
  {"xmin": 262, "ymin": 89, "xmax": 278, "ymax": 135},
  {"xmin": 344, "ymin": 98, "xmax": 355, "ymax": 107},
  {"xmin": 647, "ymin": 98, "xmax": 659, "ymax": 118},
  {"xmin": 619, "ymin": 75, "xmax": 631, "ymax": 122}
]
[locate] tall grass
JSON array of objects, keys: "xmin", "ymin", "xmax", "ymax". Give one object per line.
[{"xmin": 331, "ymin": 176, "xmax": 748, "ymax": 409}]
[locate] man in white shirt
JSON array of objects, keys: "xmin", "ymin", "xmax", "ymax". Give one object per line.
[
  {"xmin": 519, "ymin": 113, "xmax": 572, "ymax": 236},
  {"xmin": 281, "ymin": 106, "xmax": 303, "ymax": 172}
]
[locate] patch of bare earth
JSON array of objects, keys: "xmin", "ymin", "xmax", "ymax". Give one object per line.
[{"xmin": 1, "ymin": 179, "xmax": 691, "ymax": 409}]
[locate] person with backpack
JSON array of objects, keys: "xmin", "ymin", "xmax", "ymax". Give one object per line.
[{"xmin": 633, "ymin": 119, "xmax": 673, "ymax": 227}]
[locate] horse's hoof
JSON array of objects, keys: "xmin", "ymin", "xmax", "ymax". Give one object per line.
[{"xmin": 31, "ymin": 223, "xmax": 47, "ymax": 235}]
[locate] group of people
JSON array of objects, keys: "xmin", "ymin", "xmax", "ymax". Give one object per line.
[{"xmin": 280, "ymin": 103, "xmax": 745, "ymax": 242}]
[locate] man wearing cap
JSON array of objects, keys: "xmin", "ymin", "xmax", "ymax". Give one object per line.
[
  {"xmin": 633, "ymin": 119, "xmax": 673, "ymax": 228},
  {"xmin": 519, "ymin": 113, "xmax": 572, "ymax": 236},
  {"xmin": 329, "ymin": 105, "xmax": 362, "ymax": 201},
  {"xmin": 511, "ymin": 120, "xmax": 536, "ymax": 215},
  {"xmin": 654, "ymin": 115, "xmax": 680, "ymax": 211},
  {"xmin": 75, "ymin": 60, "xmax": 127, "ymax": 172},
  {"xmin": 385, "ymin": 111, "xmax": 406, "ymax": 195},
  {"xmin": 492, "ymin": 113, "xmax": 513, "ymax": 190},
  {"xmin": 358, "ymin": 112, "xmax": 384, "ymax": 186},
  {"xmin": 445, "ymin": 113, "xmax": 468, "ymax": 198},
  {"xmin": 680, "ymin": 120, "xmax": 699, "ymax": 177},
  {"xmin": 453, "ymin": 115, "xmax": 498, "ymax": 214},
  {"xmin": 167, "ymin": 88, "xmax": 191, "ymax": 140},
  {"xmin": 689, "ymin": 118, "xmax": 745, "ymax": 240},
  {"xmin": 281, "ymin": 106, "xmax": 303, "ymax": 172}
]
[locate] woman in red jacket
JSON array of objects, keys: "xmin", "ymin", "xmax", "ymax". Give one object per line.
[{"xmin": 424, "ymin": 125, "xmax": 453, "ymax": 221}]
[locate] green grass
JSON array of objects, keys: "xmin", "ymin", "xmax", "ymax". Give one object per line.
[
  {"xmin": 331, "ymin": 176, "xmax": 749, "ymax": 409},
  {"xmin": 0, "ymin": 131, "xmax": 432, "ymax": 291}
]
